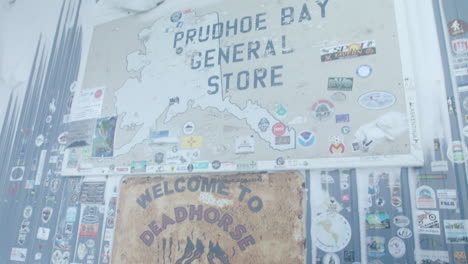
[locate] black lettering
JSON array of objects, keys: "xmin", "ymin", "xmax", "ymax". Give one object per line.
[
  {"xmin": 148, "ymin": 220, "xmax": 162, "ymax": 236},
  {"xmin": 174, "ymin": 207, "xmax": 188, "ymax": 223},
  {"xmin": 198, "ymin": 25, "xmax": 210, "ymax": 42},
  {"xmin": 204, "ymin": 49, "xmax": 216, "ymax": 67},
  {"xmin": 212, "ymin": 23, "xmax": 224, "ymax": 39},
  {"xmin": 240, "ymin": 16, "xmax": 252, "ymax": 33},
  {"xmin": 161, "ymin": 214, "xmax": 176, "ymax": 230},
  {"xmin": 140, "ymin": 231, "xmax": 154, "ymax": 246},
  {"xmin": 255, "ymin": 13, "xmax": 267, "ymax": 30},
  {"xmin": 247, "ymin": 41, "xmax": 260, "ymax": 60},
  {"xmin": 173, "ymin": 31, "xmax": 184, "ymax": 48},
  {"xmin": 187, "ymin": 176, "xmax": 201, "ymax": 192},
  {"xmin": 174, "ymin": 178, "xmax": 186, "ymax": 192},
  {"xmin": 218, "ymin": 213, "xmax": 233, "ymax": 232},
  {"xmin": 186, "ymin": 28, "xmax": 197, "ymax": 45},
  {"xmin": 248, "ymin": 196, "xmax": 263, "ymax": 212},
  {"xmin": 223, "ymin": 72, "xmax": 234, "ymax": 91},
  {"xmin": 189, "ymin": 205, "xmax": 203, "ymax": 221},
  {"xmin": 299, "ymin": 3, "xmax": 312, "ymax": 22},
  {"xmin": 233, "ymin": 43, "xmax": 245, "ymax": 63},
  {"xmin": 191, "ymin": 52, "xmax": 202, "ymax": 70},
  {"xmin": 226, "ymin": 19, "xmax": 238, "ymax": 37},
  {"xmin": 229, "ymin": 224, "xmax": 247, "ymax": 240},
  {"xmin": 238, "ymin": 185, "xmax": 252, "ymax": 202},
  {"xmin": 271, "ymin": 65, "xmax": 283, "ymax": 86},
  {"xmin": 317, "ymin": 0, "xmax": 329, "ymax": 18},
  {"xmin": 282, "ymin": 35, "xmax": 294, "ymax": 54},
  {"xmin": 237, "ymin": 71, "xmax": 249, "ymax": 90},
  {"xmin": 207, "ymin": 76, "xmax": 220, "ymax": 95},
  {"xmin": 152, "ymin": 183, "xmax": 163, "ymax": 199},
  {"xmin": 217, "ymin": 181, "xmax": 229, "ymax": 195},
  {"xmin": 204, "ymin": 207, "xmax": 220, "ymax": 224},
  {"xmin": 238, "ymin": 235, "xmax": 256, "ymax": 251},
  {"xmin": 201, "ymin": 177, "xmax": 217, "ymax": 192},
  {"xmin": 265, "ymin": 40, "xmax": 276, "ymax": 56},
  {"xmin": 254, "ymin": 68, "xmax": 267, "ymax": 88},
  {"xmin": 163, "ymin": 181, "xmax": 174, "ymax": 195},
  {"xmin": 218, "ymin": 47, "xmax": 230, "ymax": 65},
  {"xmin": 136, "ymin": 189, "xmax": 152, "ymax": 209},
  {"xmin": 281, "ymin": 7, "xmax": 294, "ymax": 25}
]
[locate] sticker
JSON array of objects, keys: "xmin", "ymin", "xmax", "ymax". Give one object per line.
[
  {"xmin": 375, "ymin": 197, "xmax": 385, "ymax": 207},
  {"xmin": 452, "ymin": 38, "xmax": 468, "ymax": 55},
  {"xmin": 272, "ymin": 123, "xmax": 286, "ymax": 136},
  {"xmin": 275, "ymin": 104, "xmax": 288, "ymax": 118},
  {"xmin": 447, "ymin": 141, "xmax": 468, "ymax": 163},
  {"xmin": 258, "ymin": 118, "xmax": 270, "ymax": 132},
  {"xmin": 328, "ymin": 77, "xmax": 353, "ymax": 91},
  {"xmin": 315, "ymin": 213, "xmax": 351, "ymax": 252},
  {"xmin": 92, "ymin": 116, "xmax": 117, "ymax": 157},
  {"xmin": 181, "ymin": 136, "xmax": 203, "ymax": 149},
  {"xmin": 57, "ymin": 132, "xmax": 68, "ymax": 145},
  {"xmin": 183, "ymin": 122, "xmax": 195, "ymax": 135},
  {"xmin": 276, "ymin": 157, "xmax": 285, "ymax": 166},
  {"xmin": 388, "ymin": 237, "xmax": 405, "ymax": 258},
  {"xmin": 341, "ymin": 126, "xmax": 351, "ymax": 135},
  {"xmin": 437, "ymin": 189, "xmax": 457, "ymax": 209},
  {"xmin": 193, "ymin": 161, "xmax": 209, "ymax": 170},
  {"xmin": 275, "ymin": 136, "xmax": 291, "ymax": 145},
  {"xmin": 344, "ymin": 250, "xmax": 355, "ymax": 262},
  {"xmin": 418, "ymin": 250, "xmax": 449, "ymax": 264},
  {"xmin": 322, "ymin": 253, "xmax": 340, "ymax": 264},
  {"xmin": 10, "ymin": 248, "xmax": 27, "ymax": 262},
  {"xmin": 455, "ymin": 251, "xmax": 468, "ymax": 264},
  {"xmin": 357, "ymin": 64, "xmax": 373, "ymax": 78},
  {"xmin": 77, "ymin": 243, "xmax": 87, "ymax": 259},
  {"xmin": 419, "ymin": 238, "xmax": 444, "ymax": 248},
  {"xmin": 366, "ymin": 213, "xmax": 390, "ymax": 229},
  {"xmin": 321, "ymin": 40, "xmax": 376, "ymax": 62},
  {"xmin": 393, "ymin": 215, "xmax": 410, "ymax": 227},
  {"xmin": 397, "ymin": 228, "xmax": 413, "ymax": 239},
  {"xmin": 430, "ymin": 160, "xmax": 449, "ymax": 172},
  {"xmin": 298, "ymin": 131, "xmax": 315, "ymax": 147},
  {"xmin": 444, "ymin": 220, "xmax": 468, "ymax": 244},
  {"xmin": 311, "ymin": 100, "xmax": 334, "ymax": 120},
  {"xmin": 170, "ymin": 11, "xmax": 182, "ymax": 22},
  {"xmin": 341, "ymin": 194, "xmax": 350, "ymax": 202},
  {"xmin": 367, "ymin": 236, "xmax": 385, "ymax": 258},
  {"xmin": 331, "ymin": 92, "xmax": 347, "ymax": 102},
  {"xmin": 37, "ymin": 227, "xmax": 50, "ymax": 240},
  {"xmin": 448, "ymin": 19, "xmax": 468, "ymax": 36},
  {"xmin": 235, "ymin": 136, "xmax": 255, "ymax": 154},
  {"xmin": 236, "ymin": 160, "xmax": 257, "ymax": 171},
  {"xmin": 35, "ymin": 134, "xmax": 45, "ymax": 147},
  {"xmin": 391, "ymin": 197, "xmax": 402, "ymax": 207},
  {"xmin": 10, "ymin": 166, "xmax": 25, "ymax": 181},
  {"xmin": 439, "ymin": 198, "xmax": 457, "ymax": 209},
  {"xmin": 335, "ymin": 114, "xmax": 350, "ymax": 123},
  {"xmin": 416, "ymin": 185, "xmax": 437, "ymax": 209},
  {"xmin": 417, "ymin": 174, "xmax": 448, "ymax": 180},
  {"xmin": 416, "ymin": 210, "xmax": 440, "ymax": 235},
  {"xmin": 80, "ymin": 223, "xmax": 99, "ymax": 237},
  {"xmin": 131, "ymin": 161, "xmax": 147, "ymax": 173},
  {"xmin": 211, "ymin": 160, "xmax": 221, "ymax": 170},
  {"xmin": 149, "ymin": 130, "xmax": 169, "ymax": 139},
  {"xmin": 329, "ymin": 136, "xmax": 345, "ymax": 155},
  {"xmin": 66, "ymin": 207, "xmax": 78, "ymax": 222},
  {"xmin": 23, "ymin": 206, "xmax": 32, "ymax": 219},
  {"xmin": 358, "ymin": 91, "xmax": 396, "ymax": 110},
  {"xmin": 154, "ymin": 152, "xmax": 165, "ymax": 164},
  {"xmin": 41, "ymin": 207, "xmax": 53, "ymax": 224}
]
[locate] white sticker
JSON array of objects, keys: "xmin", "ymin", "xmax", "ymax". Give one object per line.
[
  {"xmin": 444, "ymin": 220, "xmax": 468, "ymax": 244},
  {"xmin": 388, "ymin": 237, "xmax": 406, "ymax": 258},
  {"xmin": 10, "ymin": 248, "xmax": 27, "ymax": 262},
  {"xmin": 235, "ymin": 136, "xmax": 255, "ymax": 154},
  {"xmin": 447, "ymin": 141, "xmax": 468, "ymax": 164},
  {"xmin": 415, "ymin": 210, "xmax": 441, "ymax": 235},
  {"xmin": 397, "ymin": 228, "xmax": 413, "ymax": 239},
  {"xmin": 416, "ymin": 185, "xmax": 437, "ymax": 209},
  {"xmin": 183, "ymin": 122, "xmax": 195, "ymax": 135},
  {"xmin": 430, "ymin": 160, "xmax": 449, "ymax": 172},
  {"xmin": 393, "ymin": 215, "xmax": 410, "ymax": 227},
  {"xmin": 36, "ymin": 227, "xmax": 50, "ymax": 240},
  {"xmin": 357, "ymin": 64, "xmax": 373, "ymax": 78},
  {"xmin": 69, "ymin": 86, "xmax": 105, "ymax": 122}
]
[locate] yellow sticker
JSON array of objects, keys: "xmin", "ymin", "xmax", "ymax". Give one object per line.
[{"xmin": 181, "ymin": 136, "xmax": 203, "ymax": 148}]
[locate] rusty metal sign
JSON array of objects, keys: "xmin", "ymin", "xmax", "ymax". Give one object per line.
[{"xmin": 112, "ymin": 172, "xmax": 305, "ymax": 263}]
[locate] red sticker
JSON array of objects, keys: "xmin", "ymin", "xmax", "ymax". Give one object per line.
[
  {"xmin": 94, "ymin": 89, "xmax": 103, "ymax": 99},
  {"xmin": 272, "ymin": 123, "xmax": 286, "ymax": 136}
]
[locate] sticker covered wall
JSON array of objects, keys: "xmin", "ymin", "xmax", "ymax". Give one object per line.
[
  {"xmin": 112, "ymin": 172, "xmax": 305, "ymax": 263},
  {"xmin": 63, "ymin": 0, "xmax": 423, "ymax": 176}
]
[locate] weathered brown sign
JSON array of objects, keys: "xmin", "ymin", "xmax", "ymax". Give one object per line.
[{"xmin": 112, "ymin": 172, "xmax": 305, "ymax": 263}]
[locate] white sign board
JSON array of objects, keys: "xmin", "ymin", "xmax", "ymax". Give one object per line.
[{"xmin": 64, "ymin": 0, "xmax": 422, "ymax": 176}]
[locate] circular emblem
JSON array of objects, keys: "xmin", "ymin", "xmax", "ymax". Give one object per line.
[
  {"xmin": 46, "ymin": 115, "xmax": 52, "ymax": 124},
  {"xmin": 375, "ymin": 197, "xmax": 385, "ymax": 207},
  {"xmin": 397, "ymin": 227, "xmax": 413, "ymax": 239},
  {"xmin": 388, "ymin": 237, "xmax": 406, "ymax": 258},
  {"xmin": 298, "ymin": 131, "xmax": 315, "ymax": 147},
  {"xmin": 341, "ymin": 126, "xmax": 351, "ymax": 135},
  {"xmin": 50, "ymin": 179, "xmax": 60, "ymax": 193},
  {"xmin": 357, "ymin": 64, "xmax": 372, "ymax": 78},
  {"xmin": 94, "ymin": 89, "xmax": 103, "ymax": 99},
  {"xmin": 57, "ymin": 132, "xmax": 68, "ymax": 145},
  {"xmin": 258, "ymin": 118, "xmax": 270, "ymax": 132},
  {"xmin": 23, "ymin": 206, "xmax": 33, "ymax": 219},
  {"xmin": 276, "ymin": 157, "xmax": 285, "ymax": 166},
  {"xmin": 272, "ymin": 122, "xmax": 286, "ymax": 136},
  {"xmin": 391, "ymin": 196, "xmax": 402, "ymax": 207},
  {"xmin": 311, "ymin": 100, "xmax": 334, "ymax": 121},
  {"xmin": 315, "ymin": 213, "xmax": 352, "ymax": 252},
  {"xmin": 35, "ymin": 134, "xmax": 45, "ymax": 147},
  {"xmin": 10, "ymin": 167, "xmax": 24, "ymax": 180},
  {"xmin": 187, "ymin": 163, "xmax": 194, "ymax": 172},
  {"xmin": 170, "ymin": 11, "xmax": 182, "ymax": 22},
  {"xmin": 342, "ymin": 194, "xmax": 350, "ymax": 202},
  {"xmin": 447, "ymin": 141, "xmax": 468, "ymax": 163},
  {"xmin": 183, "ymin": 122, "xmax": 195, "ymax": 135},
  {"xmin": 211, "ymin": 160, "xmax": 221, "ymax": 170},
  {"xmin": 393, "ymin": 215, "xmax": 410, "ymax": 227}
]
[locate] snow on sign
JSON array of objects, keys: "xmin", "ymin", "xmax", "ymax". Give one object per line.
[
  {"xmin": 63, "ymin": 0, "xmax": 422, "ymax": 176},
  {"xmin": 112, "ymin": 172, "xmax": 305, "ymax": 263}
]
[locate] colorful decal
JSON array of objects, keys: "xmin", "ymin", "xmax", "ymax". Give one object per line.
[
  {"xmin": 257, "ymin": 118, "xmax": 270, "ymax": 132},
  {"xmin": 335, "ymin": 114, "xmax": 350, "ymax": 123},
  {"xmin": 312, "ymin": 100, "xmax": 334, "ymax": 121},
  {"xmin": 298, "ymin": 131, "xmax": 315, "ymax": 147},
  {"xmin": 329, "ymin": 136, "xmax": 345, "ymax": 155},
  {"xmin": 272, "ymin": 122, "xmax": 286, "ymax": 136},
  {"xmin": 444, "ymin": 220, "xmax": 468, "ymax": 244},
  {"xmin": 41, "ymin": 207, "xmax": 53, "ymax": 224},
  {"xmin": 367, "ymin": 236, "xmax": 385, "ymax": 258},
  {"xmin": 366, "ymin": 213, "xmax": 390, "ymax": 229},
  {"xmin": 275, "ymin": 136, "xmax": 291, "ymax": 145},
  {"xmin": 79, "ymin": 224, "xmax": 99, "ymax": 238},
  {"xmin": 327, "ymin": 77, "xmax": 353, "ymax": 91},
  {"xmin": 275, "ymin": 104, "xmax": 288, "ymax": 118},
  {"xmin": 430, "ymin": 160, "xmax": 449, "ymax": 172},
  {"xmin": 37, "ymin": 227, "xmax": 50, "ymax": 241},
  {"xmin": 10, "ymin": 166, "xmax": 24, "ymax": 181},
  {"xmin": 341, "ymin": 126, "xmax": 351, "ymax": 135},
  {"xmin": 92, "ymin": 116, "xmax": 117, "ymax": 157},
  {"xmin": 321, "ymin": 40, "xmax": 376, "ymax": 62},
  {"xmin": 454, "ymin": 251, "xmax": 468, "ymax": 264},
  {"xmin": 452, "ymin": 38, "xmax": 468, "ymax": 55},
  {"xmin": 416, "ymin": 185, "xmax": 437, "ymax": 209},
  {"xmin": 322, "ymin": 253, "xmax": 341, "ymax": 264},
  {"xmin": 130, "ymin": 161, "xmax": 147, "ymax": 173},
  {"xmin": 315, "ymin": 213, "xmax": 352, "ymax": 253},
  {"xmin": 415, "ymin": 210, "xmax": 440, "ymax": 235},
  {"xmin": 447, "ymin": 140, "xmax": 468, "ymax": 163},
  {"xmin": 181, "ymin": 136, "xmax": 203, "ymax": 149},
  {"xmin": 448, "ymin": 19, "xmax": 468, "ymax": 36},
  {"xmin": 358, "ymin": 91, "xmax": 396, "ymax": 110},
  {"xmin": 417, "ymin": 250, "xmax": 449, "ymax": 264}
]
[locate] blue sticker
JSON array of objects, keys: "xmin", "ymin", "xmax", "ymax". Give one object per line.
[
  {"xmin": 258, "ymin": 118, "xmax": 270, "ymax": 132},
  {"xmin": 335, "ymin": 114, "xmax": 350, "ymax": 123},
  {"xmin": 357, "ymin": 64, "xmax": 373, "ymax": 78},
  {"xmin": 298, "ymin": 131, "xmax": 315, "ymax": 147},
  {"xmin": 170, "ymin": 11, "xmax": 182, "ymax": 23}
]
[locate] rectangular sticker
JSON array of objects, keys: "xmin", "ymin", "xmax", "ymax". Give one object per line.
[
  {"xmin": 69, "ymin": 86, "xmax": 105, "ymax": 122},
  {"xmin": 321, "ymin": 40, "xmax": 376, "ymax": 62},
  {"xmin": 92, "ymin": 116, "xmax": 117, "ymax": 158},
  {"xmin": 444, "ymin": 220, "xmax": 468, "ymax": 244}
]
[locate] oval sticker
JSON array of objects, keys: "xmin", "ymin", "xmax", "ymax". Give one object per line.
[
  {"xmin": 358, "ymin": 91, "xmax": 396, "ymax": 110},
  {"xmin": 397, "ymin": 227, "xmax": 413, "ymax": 239},
  {"xmin": 393, "ymin": 215, "xmax": 410, "ymax": 227}
]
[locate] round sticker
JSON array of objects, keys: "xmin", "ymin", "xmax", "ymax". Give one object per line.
[
  {"xmin": 258, "ymin": 118, "xmax": 270, "ymax": 132},
  {"xmin": 272, "ymin": 123, "xmax": 286, "ymax": 136},
  {"xmin": 393, "ymin": 215, "xmax": 410, "ymax": 227},
  {"xmin": 447, "ymin": 140, "xmax": 468, "ymax": 163},
  {"xmin": 94, "ymin": 89, "xmax": 103, "ymax": 99},
  {"xmin": 397, "ymin": 227, "xmax": 413, "ymax": 239},
  {"xmin": 357, "ymin": 64, "xmax": 372, "ymax": 78},
  {"xmin": 276, "ymin": 157, "xmax": 285, "ymax": 166},
  {"xmin": 23, "ymin": 206, "xmax": 33, "ymax": 219},
  {"xmin": 341, "ymin": 126, "xmax": 351, "ymax": 135},
  {"xmin": 388, "ymin": 237, "xmax": 406, "ymax": 258},
  {"xmin": 315, "ymin": 213, "xmax": 352, "ymax": 252},
  {"xmin": 35, "ymin": 134, "xmax": 45, "ymax": 147},
  {"xmin": 342, "ymin": 194, "xmax": 350, "ymax": 202},
  {"xmin": 170, "ymin": 11, "xmax": 182, "ymax": 22},
  {"xmin": 311, "ymin": 100, "xmax": 335, "ymax": 121},
  {"xmin": 57, "ymin": 132, "xmax": 68, "ymax": 145},
  {"xmin": 211, "ymin": 160, "xmax": 221, "ymax": 170},
  {"xmin": 183, "ymin": 122, "xmax": 195, "ymax": 135}
]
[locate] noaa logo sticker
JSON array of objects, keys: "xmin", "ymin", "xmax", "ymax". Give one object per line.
[
  {"xmin": 357, "ymin": 64, "xmax": 372, "ymax": 78},
  {"xmin": 258, "ymin": 118, "xmax": 270, "ymax": 132},
  {"xmin": 298, "ymin": 131, "xmax": 315, "ymax": 147}
]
